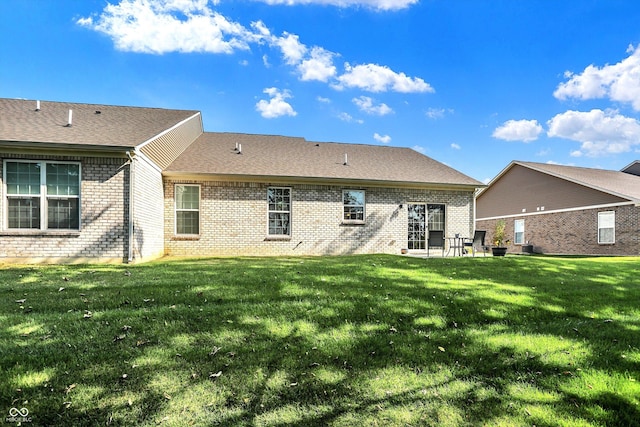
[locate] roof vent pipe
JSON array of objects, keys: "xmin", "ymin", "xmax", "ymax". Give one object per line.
[
  {"xmin": 237, "ymin": 143, "xmax": 242, "ymax": 154},
  {"xmin": 343, "ymin": 153, "xmax": 348, "ymax": 165},
  {"xmin": 234, "ymin": 142, "xmax": 239, "ymax": 151},
  {"xmin": 35, "ymin": 100, "xmax": 40, "ymax": 111},
  {"xmin": 66, "ymin": 109, "xmax": 73, "ymax": 127}
]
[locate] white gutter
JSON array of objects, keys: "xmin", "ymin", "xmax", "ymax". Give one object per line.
[{"xmin": 126, "ymin": 151, "xmax": 135, "ymax": 263}]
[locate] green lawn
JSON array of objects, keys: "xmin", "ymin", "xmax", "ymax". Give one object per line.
[{"xmin": 1, "ymin": 255, "xmax": 639, "ymax": 426}]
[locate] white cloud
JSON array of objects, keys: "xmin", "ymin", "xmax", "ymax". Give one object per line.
[
  {"xmin": 547, "ymin": 109, "xmax": 640, "ymax": 157},
  {"xmin": 79, "ymin": 0, "xmax": 433, "ymax": 108},
  {"xmin": 251, "ymin": 19, "xmax": 271, "ymax": 36},
  {"xmin": 338, "ymin": 112, "xmax": 359, "ymax": 123},
  {"xmin": 273, "ymin": 32, "xmax": 307, "ymax": 65},
  {"xmin": 352, "ymin": 96, "xmax": 393, "ymax": 115},
  {"xmin": 554, "ymin": 45, "xmax": 640, "ymax": 111},
  {"xmin": 255, "ymin": 88, "xmax": 297, "ymax": 118},
  {"xmin": 373, "ymin": 133, "xmax": 391, "ymax": 143},
  {"xmin": 412, "ymin": 145, "xmax": 425, "ymax": 154},
  {"xmin": 426, "ymin": 108, "xmax": 445, "ymax": 119},
  {"xmin": 492, "ymin": 119, "xmax": 543, "ymax": 142},
  {"xmin": 425, "ymin": 107, "xmax": 453, "ymax": 119},
  {"xmin": 298, "ymin": 47, "xmax": 337, "ymax": 82},
  {"xmin": 252, "ymin": 0, "xmax": 418, "ymax": 11},
  {"xmin": 317, "ymin": 96, "xmax": 331, "ymax": 103},
  {"xmin": 334, "ymin": 63, "xmax": 434, "ymax": 93},
  {"xmin": 269, "ymin": 32, "xmax": 338, "ymax": 82},
  {"xmin": 450, "ymin": 143, "xmax": 461, "ymax": 150},
  {"xmin": 77, "ymin": 0, "xmax": 258, "ymax": 54}
]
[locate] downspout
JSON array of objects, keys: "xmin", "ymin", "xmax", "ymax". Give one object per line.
[{"xmin": 126, "ymin": 151, "xmax": 135, "ymax": 263}]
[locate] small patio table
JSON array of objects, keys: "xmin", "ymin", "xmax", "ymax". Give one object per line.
[{"xmin": 446, "ymin": 236, "xmax": 466, "ymax": 256}]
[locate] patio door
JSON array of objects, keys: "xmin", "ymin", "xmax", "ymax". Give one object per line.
[{"xmin": 408, "ymin": 204, "xmax": 426, "ymax": 250}]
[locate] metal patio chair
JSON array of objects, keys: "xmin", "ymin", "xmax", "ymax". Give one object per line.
[
  {"xmin": 427, "ymin": 230, "xmax": 445, "ymax": 257},
  {"xmin": 464, "ymin": 230, "xmax": 488, "ymax": 256}
]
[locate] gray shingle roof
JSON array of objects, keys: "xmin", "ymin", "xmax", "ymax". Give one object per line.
[
  {"xmin": 0, "ymin": 98, "xmax": 199, "ymax": 150},
  {"xmin": 165, "ymin": 132, "xmax": 483, "ymax": 188},
  {"xmin": 517, "ymin": 161, "xmax": 640, "ymax": 202},
  {"xmin": 1, "ymin": 98, "xmax": 482, "ymax": 188}
]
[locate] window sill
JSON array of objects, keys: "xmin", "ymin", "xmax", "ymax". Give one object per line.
[
  {"xmin": 0, "ymin": 230, "xmax": 80, "ymax": 237},
  {"xmin": 172, "ymin": 235, "xmax": 200, "ymax": 241},
  {"xmin": 264, "ymin": 236, "xmax": 291, "ymax": 241},
  {"xmin": 341, "ymin": 220, "xmax": 366, "ymax": 226}
]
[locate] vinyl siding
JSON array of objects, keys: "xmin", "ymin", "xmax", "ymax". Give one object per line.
[
  {"xmin": 131, "ymin": 155, "xmax": 165, "ymax": 261},
  {"xmin": 477, "ymin": 164, "xmax": 627, "ymax": 219},
  {"xmin": 622, "ymin": 161, "xmax": 640, "ymax": 177},
  {"xmin": 139, "ymin": 113, "xmax": 203, "ymax": 170}
]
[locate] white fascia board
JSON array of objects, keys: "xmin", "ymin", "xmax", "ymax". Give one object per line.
[{"xmin": 133, "ymin": 149, "xmax": 163, "ymax": 174}]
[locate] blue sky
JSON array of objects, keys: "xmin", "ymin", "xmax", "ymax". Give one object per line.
[{"xmin": 2, "ymin": 0, "xmax": 640, "ymax": 183}]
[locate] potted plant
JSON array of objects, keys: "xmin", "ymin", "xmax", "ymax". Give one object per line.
[{"xmin": 491, "ymin": 220, "xmax": 509, "ymax": 257}]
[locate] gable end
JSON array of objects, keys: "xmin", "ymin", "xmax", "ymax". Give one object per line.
[{"xmin": 477, "ymin": 164, "xmax": 629, "ymax": 219}]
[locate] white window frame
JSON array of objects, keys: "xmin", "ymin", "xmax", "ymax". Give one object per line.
[
  {"xmin": 267, "ymin": 187, "xmax": 291, "ymax": 237},
  {"xmin": 3, "ymin": 160, "xmax": 81, "ymax": 231},
  {"xmin": 343, "ymin": 189, "xmax": 365, "ymax": 222},
  {"xmin": 598, "ymin": 211, "xmax": 615, "ymax": 244},
  {"xmin": 514, "ymin": 219, "xmax": 525, "ymax": 244},
  {"xmin": 174, "ymin": 184, "xmax": 200, "ymax": 235}
]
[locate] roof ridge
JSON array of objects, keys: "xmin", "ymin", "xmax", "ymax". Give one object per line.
[
  {"xmin": 1, "ymin": 97, "xmax": 199, "ymax": 113},
  {"xmin": 517, "ymin": 160, "xmax": 619, "ymax": 173},
  {"xmin": 204, "ymin": 131, "xmax": 428, "ymax": 152}
]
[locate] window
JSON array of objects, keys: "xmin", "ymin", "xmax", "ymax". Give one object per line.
[
  {"xmin": 4, "ymin": 160, "xmax": 80, "ymax": 230},
  {"xmin": 598, "ymin": 211, "xmax": 615, "ymax": 244},
  {"xmin": 268, "ymin": 187, "xmax": 291, "ymax": 236},
  {"xmin": 427, "ymin": 204, "xmax": 445, "ymax": 231},
  {"xmin": 514, "ymin": 219, "xmax": 524, "ymax": 244},
  {"xmin": 175, "ymin": 185, "xmax": 200, "ymax": 235},
  {"xmin": 407, "ymin": 204, "xmax": 426, "ymax": 250},
  {"xmin": 343, "ymin": 190, "xmax": 365, "ymax": 221}
]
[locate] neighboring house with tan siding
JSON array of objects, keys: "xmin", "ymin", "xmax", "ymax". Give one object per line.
[
  {"xmin": 476, "ymin": 161, "xmax": 640, "ymax": 256},
  {"xmin": 622, "ymin": 160, "xmax": 640, "ymax": 177},
  {"xmin": 1, "ymin": 97, "xmax": 483, "ymax": 263}
]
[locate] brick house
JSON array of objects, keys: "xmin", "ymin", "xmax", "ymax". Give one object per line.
[
  {"xmin": 1, "ymin": 98, "xmax": 483, "ymax": 263},
  {"xmin": 475, "ymin": 161, "xmax": 640, "ymax": 256}
]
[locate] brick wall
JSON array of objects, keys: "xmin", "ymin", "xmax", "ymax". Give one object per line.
[
  {"xmin": 0, "ymin": 154, "xmax": 130, "ymax": 263},
  {"xmin": 476, "ymin": 205, "xmax": 640, "ymax": 255},
  {"xmin": 164, "ymin": 179, "xmax": 474, "ymax": 256}
]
